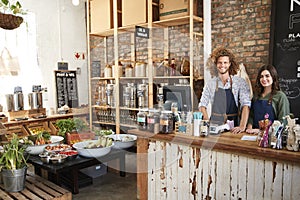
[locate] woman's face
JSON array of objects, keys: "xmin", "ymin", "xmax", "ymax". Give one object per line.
[{"xmin": 260, "ymin": 70, "xmax": 273, "ymax": 88}]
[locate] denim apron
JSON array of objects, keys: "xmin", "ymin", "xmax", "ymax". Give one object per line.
[
  {"xmin": 210, "ymin": 78, "xmax": 239, "ymax": 126},
  {"xmin": 252, "ymin": 99, "xmax": 275, "ymax": 128}
]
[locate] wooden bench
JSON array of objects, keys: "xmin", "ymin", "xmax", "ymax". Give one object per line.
[{"xmin": 0, "ymin": 171, "xmax": 72, "ymax": 200}]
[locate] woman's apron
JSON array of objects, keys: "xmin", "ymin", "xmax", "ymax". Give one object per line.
[
  {"xmin": 252, "ymin": 99, "xmax": 275, "ymax": 128},
  {"xmin": 210, "ymin": 78, "xmax": 239, "ymax": 126}
]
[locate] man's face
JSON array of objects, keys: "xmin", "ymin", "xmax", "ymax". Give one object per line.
[{"xmin": 216, "ymin": 56, "xmax": 230, "ymax": 75}]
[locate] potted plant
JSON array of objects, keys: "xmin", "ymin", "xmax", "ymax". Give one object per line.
[
  {"xmin": 0, "ymin": 133, "xmax": 28, "ymax": 192},
  {"xmin": 0, "ymin": 0, "xmax": 26, "ymax": 30}
]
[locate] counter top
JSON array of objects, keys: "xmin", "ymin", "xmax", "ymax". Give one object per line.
[{"xmin": 128, "ymin": 129, "xmax": 300, "ymax": 164}]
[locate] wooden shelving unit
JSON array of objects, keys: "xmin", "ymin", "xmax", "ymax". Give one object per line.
[{"xmin": 87, "ymin": 0, "xmax": 205, "ymax": 133}]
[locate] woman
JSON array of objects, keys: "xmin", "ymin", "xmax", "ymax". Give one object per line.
[{"xmin": 246, "ymin": 64, "xmax": 290, "ymax": 134}]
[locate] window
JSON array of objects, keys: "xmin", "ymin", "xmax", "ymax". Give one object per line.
[{"xmin": 0, "ymin": 12, "xmax": 42, "ymax": 111}]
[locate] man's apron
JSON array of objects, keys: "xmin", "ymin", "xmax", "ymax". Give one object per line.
[
  {"xmin": 210, "ymin": 78, "xmax": 239, "ymax": 126},
  {"xmin": 252, "ymin": 99, "xmax": 275, "ymax": 128}
]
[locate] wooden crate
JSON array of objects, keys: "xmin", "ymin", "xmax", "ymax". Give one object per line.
[
  {"xmin": 24, "ymin": 121, "xmax": 51, "ymax": 135},
  {"xmin": 7, "ymin": 108, "xmax": 46, "ymax": 121},
  {"xmin": 175, "ymin": 121, "xmax": 192, "ymax": 136},
  {"xmin": 0, "ymin": 171, "xmax": 72, "ymax": 200},
  {"xmin": 49, "ymin": 121, "xmax": 58, "ymax": 135},
  {"xmin": 2, "ymin": 125, "xmax": 29, "ymax": 141},
  {"xmin": 66, "ymin": 132, "xmax": 95, "ymax": 145}
]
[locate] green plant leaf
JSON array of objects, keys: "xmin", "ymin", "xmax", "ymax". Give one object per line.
[{"xmin": 2, "ymin": 0, "xmax": 9, "ymax": 6}]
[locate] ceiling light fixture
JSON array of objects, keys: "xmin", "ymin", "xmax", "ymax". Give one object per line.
[{"xmin": 72, "ymin": 0, "xmax": 80, "ymax": 6}]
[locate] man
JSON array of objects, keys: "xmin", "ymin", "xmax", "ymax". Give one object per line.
[{"xmin": 199, "ymin": 47, "xmax": 251, "ymax": 134}]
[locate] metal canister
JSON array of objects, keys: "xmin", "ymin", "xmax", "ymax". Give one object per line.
[
  {"xmin": 28, "ymin": 92, "xmax": 43, "ymax": 109},
  {"xmin": 6, "ymin": 94, "xmax": 14, "ymax": 111},
  {"xmin": 13, "ymin": 93, "xmax": 24, "ymax": 111}
]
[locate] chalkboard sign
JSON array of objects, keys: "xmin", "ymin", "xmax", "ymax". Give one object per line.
[
  {"xmin": 271, "ymin": 0, "xmax": 300, "ymax": 120},
  {"xmin": 55, "ymin": 70, "xmax": 79, "ymax": 109}
]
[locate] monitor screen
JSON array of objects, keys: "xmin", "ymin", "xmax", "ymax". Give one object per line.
[{"xmin": 162, "ymin": 85, "xmax": 192, "ymax": 111}]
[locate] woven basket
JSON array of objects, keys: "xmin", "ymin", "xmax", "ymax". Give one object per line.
[{"xmin": 0, "ymin": 12, "xmax": 23, "ymax": 30}]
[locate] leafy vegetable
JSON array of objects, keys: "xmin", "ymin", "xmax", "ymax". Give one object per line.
[{"xmin": 0, "ymin": 134, "xmax": 28, "ymax": 170}]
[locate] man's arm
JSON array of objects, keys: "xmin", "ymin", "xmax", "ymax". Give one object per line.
[
  {"xmin": 200, "ymin": 106, "xmax": 209, "ymax": 120},
  {"xmin": 231, "ymin": 105, "xmax": 250, "ymax": 134}
]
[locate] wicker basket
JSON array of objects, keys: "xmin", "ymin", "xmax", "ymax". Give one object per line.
[{"xmin": 0, "ymin": 12, "xmax": 23, "ymax": 30}]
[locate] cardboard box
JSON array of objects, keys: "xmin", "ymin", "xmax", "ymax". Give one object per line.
[
  {"xmin": 90, "ymin": 0, "xmax": 122, "ymax": 33},
  {"xmin": 90, "ymin": 0, "xmax": 113, "ymax": 33},
  {"xmin": 80, "ymin": 163, "xmax": 107, "ymax": 179},
  {"xmin": 122, "ymin": 0, "xmax": 160, "ymax": 26},
  {"xmin": 159, "ymin": 0, "xmax": 199, "ymax": 20},
  {"xmin": 122, "ymin": 0, "xmax": 147, "ymax": 26}
]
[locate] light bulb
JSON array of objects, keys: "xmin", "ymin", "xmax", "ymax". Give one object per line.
[{"xmin": 72, "ymin": 0, "xmax": 79, "ymax": 6}]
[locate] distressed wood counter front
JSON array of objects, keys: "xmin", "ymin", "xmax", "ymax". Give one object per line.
[{"xmin": 128, "ymin": 129, "xmax": 300, "ymax": 200}]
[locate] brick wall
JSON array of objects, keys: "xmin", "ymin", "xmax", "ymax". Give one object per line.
[{"xmin": 211, "ymin": 0, "xmax": 273, "ymax": 86}]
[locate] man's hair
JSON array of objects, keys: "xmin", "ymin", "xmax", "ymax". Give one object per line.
[{"xmin": 206, "ymin": 47, "xmax": 239, "ymax": 77}]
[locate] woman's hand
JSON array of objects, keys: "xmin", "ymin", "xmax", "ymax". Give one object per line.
[
  {"xmin": 246, "ymin": 128, "xmax": 260, "ymax": 134},
  {"xmin": 231, "ymin": 126, "xmax": 245, "ymax": 134}
]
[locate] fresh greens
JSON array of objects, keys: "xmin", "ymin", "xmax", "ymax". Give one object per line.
[{"xmin": 0, "ymin": 134, "xmax": 28, "ymax": 170}]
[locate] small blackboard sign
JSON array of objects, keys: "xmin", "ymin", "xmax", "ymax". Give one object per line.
[
  {"xmin": 55, "ymin": 70, "xmax": 79, "ymax": 109},
  {"xmin": 57, "ymin": 62, "xmax": 68, "ymax": 70},
  {"xmin": 271, "ymin": 0, "xmax": 300, "ymax": 120},
  {"xmin": 135, "ymin": 26, "xmax": 149, "ymax": 39}
]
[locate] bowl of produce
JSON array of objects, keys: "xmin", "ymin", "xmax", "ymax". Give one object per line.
[
  {"xmin": 21, "ymin": 132, "xmax": 64, "ymax": 155},
  {"xmin": 45, "ymin": 144, "xmax": 72, "ymax": 153},
  {"xmin": 94, "ymin": 129, "xmax": 114, "ymax": 139},
  {"xmin": 39, "ymin": 151, "xmax": 56, "ymax": 164},
  {"xmin": 72, "ymin": 136, "xmax": 113, "ymax": 158},
  {"xmin": 49, "ymin": 154, "xmax": 68, "ymax": 164},
  {"xmin": 106, "ymin": 134, "xmax": 137, "ymax": 149},
  {"xmin": 59, "ymin": 150, "xmax": 78, "ymax": 160}
]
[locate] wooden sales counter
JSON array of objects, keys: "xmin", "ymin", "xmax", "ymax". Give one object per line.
[{"xmin": 128, "ymin": 129, "xmax": 300, "ymax": 200}]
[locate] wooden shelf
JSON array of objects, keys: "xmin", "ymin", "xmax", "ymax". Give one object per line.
[{"xmin": 90, "ymin": 16, "xmax": 203, "ymax": 37}]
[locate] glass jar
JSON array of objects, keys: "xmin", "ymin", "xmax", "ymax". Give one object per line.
[
  {"xmin": 147, "ymin": 109, "xmax": 160, "ymax": 134},
  {"xmin": 159, "ymin": 110, "xmax": 174, "ymax": 134},
  {"xmin": 104, "ymin": 64, "xmax": 112, "ymax": 78},
  {"xmin": 125, "ymin": 64, "xmax": 134, "ymax": 77},
  {"xmin": 137, "ymin": 109, "xmax": 147, "ymax": 131}
]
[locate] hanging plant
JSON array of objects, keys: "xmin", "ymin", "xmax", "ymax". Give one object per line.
[{"xmin": 0, "ymin": 0, "xmax": 26, "ymax": 30}]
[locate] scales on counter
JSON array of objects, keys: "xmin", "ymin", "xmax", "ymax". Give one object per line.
[{"xmin": 209, "ymin": 123, "xmax": 231, "ymax": 135}]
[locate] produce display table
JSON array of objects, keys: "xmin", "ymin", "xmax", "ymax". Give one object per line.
[
  {"xmin": 0, "ymin": 171, "xmax": 72, "ymax": 200},
  {"xmin": 28, "ymin": 149, "xmax": 126, "ymax": 194}
]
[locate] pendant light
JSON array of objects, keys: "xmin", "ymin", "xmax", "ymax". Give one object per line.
[{"xmin": 72, "ymin": 0, "xmax": 79, "ymax": 6}]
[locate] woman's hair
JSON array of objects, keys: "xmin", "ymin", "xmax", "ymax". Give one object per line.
[
  {"xmin": 206, "ymin": 47, "xmax": 239, "ymax": 77},
  {"xmin": 254, "ymin": 64, "xmax": 280, "ymax": 99}
]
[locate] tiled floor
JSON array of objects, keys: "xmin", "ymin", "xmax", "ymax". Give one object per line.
[{"xmin": 72, "ymin": 153, "xmax": 137, "ymax": 200}]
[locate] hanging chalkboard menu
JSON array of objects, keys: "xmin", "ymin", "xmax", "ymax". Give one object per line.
[
  {"xmin": 55, "ymin": 70, "xmax": 79, "ymax": 109},
  {"xmin": 271, "ymin": 0, "xmax": 300, "ymax": 120}
]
